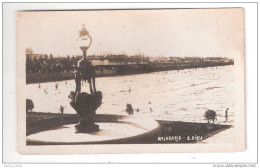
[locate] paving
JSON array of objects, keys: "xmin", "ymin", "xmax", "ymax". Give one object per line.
[{"xmin": 27, "ymin": 115, "xmax": 160, "ymax": 145}]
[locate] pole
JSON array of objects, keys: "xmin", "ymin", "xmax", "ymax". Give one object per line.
[{"xmin": 83, "ymin": 50, "xmax": 86, "ymax": 59}]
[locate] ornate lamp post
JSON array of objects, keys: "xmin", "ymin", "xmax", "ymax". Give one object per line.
[
  {"xmin": 69, "ymin": 25, "xmax": 102, "ymax": 133},
  {"xmin": 76, "ymin": 25, "xmax": 96, "ymax": 94},
  {"xmin": 77, "ymin": 24, "xmax": 92, "ymax": 58}
]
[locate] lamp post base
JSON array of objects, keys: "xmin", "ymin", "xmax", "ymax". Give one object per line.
[
  {"xmin": 75, "ymin": 123, "xmax": 99, "ymax": 133},
  {"xmin": 70, "ymin": 91, "xmax": 103, "ymax": 133}
]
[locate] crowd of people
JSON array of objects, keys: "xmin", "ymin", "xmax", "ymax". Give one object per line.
[{"xmin": 26, "ymin": 54, "xmax": 82, "ymax": 73}]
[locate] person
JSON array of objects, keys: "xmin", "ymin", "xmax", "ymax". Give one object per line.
[
  {"xmin": 150, "ymin": 107, "xmax": 153, "ymax": 113},
  {"xmin": 38, "ymin": 84, "xmax": 41, "ymax": 89},
  {"xmin": 225, "ymin": 108, "xmax": 229, "ymax": 121},
  {"xmin": 126, "ymin": 104, "xmax": 134, "ymax": 115},
  {"xmin": 60, "ymin": 105, "xmax": 64, "ymax": 115}
]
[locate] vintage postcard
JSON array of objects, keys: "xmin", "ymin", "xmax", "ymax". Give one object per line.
[{"xmin": 17, "ymin": 8, "xmax": 245, "ymax": 154}]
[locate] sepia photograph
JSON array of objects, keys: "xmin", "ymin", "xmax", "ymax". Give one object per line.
[{"xmin": 16, "ymin": 8, "xmax": 245, "ymax": 154}]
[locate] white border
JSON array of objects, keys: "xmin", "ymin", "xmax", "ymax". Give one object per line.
[{"xmin": 2, "ymin": 2, "xmax": 258, "ymax": 165}]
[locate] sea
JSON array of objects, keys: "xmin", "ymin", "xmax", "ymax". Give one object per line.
[{"xmin": 26, "ymin": 65, "xmax": 235, "ymax": 143}]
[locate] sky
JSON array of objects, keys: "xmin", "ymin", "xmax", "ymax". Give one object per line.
[{"xmin": 17, "ymin": 9, "xmax": 244, "ymax": 58}]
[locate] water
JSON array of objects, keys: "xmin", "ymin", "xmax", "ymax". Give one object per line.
[{"xmin": 27, "ymin": 65, "xmax": 234, "ymax": 125}]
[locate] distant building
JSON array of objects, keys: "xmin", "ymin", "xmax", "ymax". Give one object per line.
[
  {"xmin": 91, "ymin": 59, "xmax": 109, "ymax": 65},
  {"xmin": 169, "ymin": 57, "xmax": 183, "ymax": 63},
  {"xmin": 208, "ymin": 57, "xmax": 222, "ymax": 60},
  {"xmin": 183, "ymin": 57, "xmax": 202, "ymax": 63},
  {"xmin": 26, "ymin": 48, "xmax": 46, "ymax": 61},
  {"xmin": 204, "ymin": 57, "xmax": 230, "ymax": 63},
  {"xmin": 26, "ymin": 48, "xmax": 33, "ymax": 54},
  {"xmin": 89, "ymin": 55, "xmax": 149, "ymax": 66},
  {"xmin": 149, "ymin": 56, "xmax": 168, "ymax": 62}
]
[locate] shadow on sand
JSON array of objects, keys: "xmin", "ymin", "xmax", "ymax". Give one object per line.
[{"xmin": 153, "ymin": 120, "xmax": 232, "ymax": 143}]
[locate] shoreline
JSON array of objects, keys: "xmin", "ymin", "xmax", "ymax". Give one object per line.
[{"xmin": 26, "ymin": 63, "xmax": 233, "ymax": 84}]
